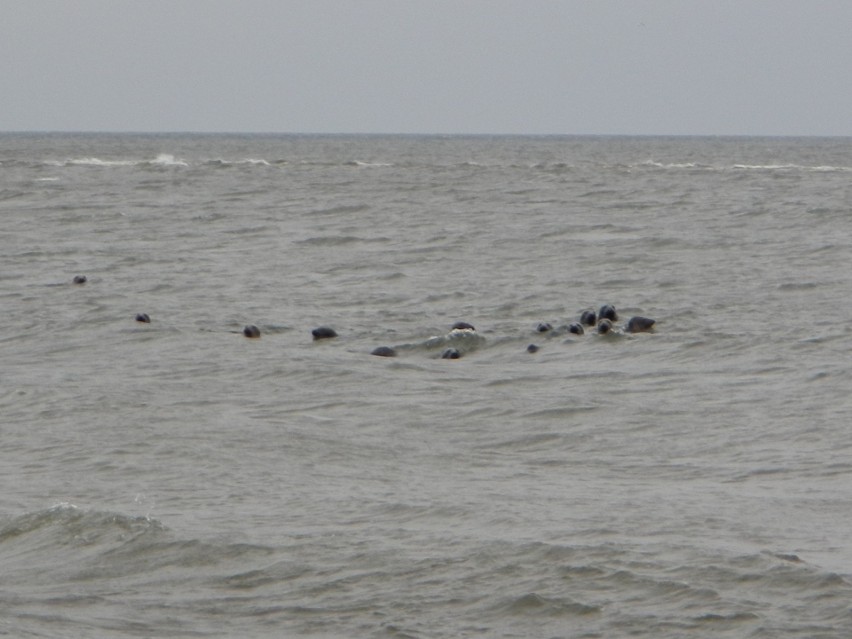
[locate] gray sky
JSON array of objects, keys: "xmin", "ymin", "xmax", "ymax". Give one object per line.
[{"xmin": 3, "ymin": 1, "xmax": 850, "ymax": 135}]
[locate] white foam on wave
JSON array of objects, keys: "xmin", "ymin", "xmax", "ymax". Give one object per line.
[
  {"xmin": 644, "ymin": 160, "xmax": 852, "ymax": 173},
  {"xmin": 149, "ymin": 153, "xmax": 188, "ymax": 167},
  {"xmin": 345, "ymin": 160, "xmax": 393, "ymax": 168},
  {"xmin": 732, "ymin": 163, "xmax": 852, "ymax": 172},
  {"xmin": 55, "ymin": 157, "xmax": 138, "ymax": 167},
  {"xmin": 641, "ymin": 160, "xmax": 702, "ymax": 169},
  {"xmin": 733, "ymin": 163, "xmax": 799, "ymax": 170},
  {"xmin": 203, "ymin": 158, "xmax": 271, "ymax": 167}
]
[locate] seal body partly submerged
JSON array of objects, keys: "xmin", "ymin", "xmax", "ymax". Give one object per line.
[
  {"xmin": 312, "ymin": 326, "xmax": 337, "ymax": 340},
  {"xmin": 625, "ymin": 316, "xmax": 656, "ymax": 333}
]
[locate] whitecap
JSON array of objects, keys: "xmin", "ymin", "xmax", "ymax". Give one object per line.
[{"xmin": 149, "ymin": 153, "xmax": 189, "ymax": 167}]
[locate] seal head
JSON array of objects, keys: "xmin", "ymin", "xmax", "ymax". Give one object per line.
[
  {"xmin": 568, "ymin": 322, "xmax": 584, "ymax": 335},
  {"xmin": 598, "ymin": 304, "xmax": 618, "ymax": 322}
]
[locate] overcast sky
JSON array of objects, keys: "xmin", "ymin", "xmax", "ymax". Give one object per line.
[{"xmin": 3, "ymin": 1, "xmax": 850, "ymax": 136}]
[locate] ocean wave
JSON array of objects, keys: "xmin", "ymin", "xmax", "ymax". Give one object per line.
[
  {"xmin": 203, "ymin": 158, "xmax": 271, "ymax": 167},
  {"xmin": 344, "ymin": 160, "xmax": 394, "ymax": 168},
  {"xmin": 497, "ymin": 592, "xmax": 601, "ymax": 616},
  {"xmin": 46, "ymin": 153, "xmax": 189, "ymax": 168},
  {"xmin": 0, "ymin": 504, "xmax": 275, "ymax": 578},
  {"xmin": 53, "ymin": 157, "xmax": 139, "ymax": 167},
  {"xmin": 731, "ymin": 163, "xmax": 852, "ymax": 172},
  {"xmin": 638, "ymin": 160, "xmax": 852, "ymax": 173},
  {"xmin": 148, "ymin": 153, "xmax": 188, "ymax": 167},
  {"xmin": 0, "ymin": 503, "xmax": 165, "ymax": 547},
  {"xmin": 640, "ymin": 160, "xmax": 708, "ymax": 170}
]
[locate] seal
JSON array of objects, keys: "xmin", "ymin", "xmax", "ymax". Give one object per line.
[
  {"xmin": 598, "ymin": 304, "xmax": 618, "ymax": 322},
  {"xmin": 526, "ymin": 344, "xmax": 540, "ymax": 353},
  {"xmin": 451, "ymin": 321, "xmax": 475, "ymax": 331},
  {"xmin": 371, "ymin": 346, "xmax": 397, "ymax": 357},
  {"xmin": 568, "ymin": 323, "xmax": 584, "ymax": 335},
  {"xmin": 135, "ymin": 313, "xmax": 151, "ymax": 323},
  {"xmin": 441, "ymin": 348, "xmax": 461, "ymax": 359},
  {"xmin": 597, "ymin": 318, "xmax": 613, "ymax": 335},
  {"xmin": 312, "ymin": 326, "xmax": 337, "ymax": 340},
  {"xmin": 72, "ymin": 275, "xmax": 87, "ymax": 284},
  {"xmin": 625, "ymin": 316, "xmax": 655, "ymax": 333},
  {"xmin": 243, "ymin": 325, "xmax": 261, "ymax": 338},
  {"xmin": 535, "ymin": 322, "xmax": 553, "ymax": 333},
  {"xmin": 580, "ymin": 310, "xmax": 596, "ymax": 326}
]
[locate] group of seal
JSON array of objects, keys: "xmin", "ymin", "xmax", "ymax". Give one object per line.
[
  {"xmin": 74, "ymin": 277, "xmax": 654, "ymax": 361},
  {"xmin": 526, "ymin": 304, "xmax": 656, "ymax": 354}
]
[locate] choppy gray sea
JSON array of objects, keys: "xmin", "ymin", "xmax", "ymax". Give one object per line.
[{"xmin": 2, "ymin": 133, "xmax": 852, "ymax": 638}]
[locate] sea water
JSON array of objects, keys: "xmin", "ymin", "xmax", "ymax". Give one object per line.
[{"xmin": 1, "ymin": 133, "xmax": 851, "ymax": 637}]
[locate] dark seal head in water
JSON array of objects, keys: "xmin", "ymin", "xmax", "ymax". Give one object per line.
[
  {"xmin": 243, "ymin": 325, "xmax": 261, "ymax": 338},
  {"xmin": 135, "ymin": 313, "xmax": 151, "ymax": 323},
  {"xmin": 371, "ymin": 346, "xmax": 397, "ymax": 357},
  {"xmin": 598, "ymin": 304, "xmax": 618, "ymax": 322},
  {"xmin": 535, "ymin": 322, "xmax": 552, "ymax": 333},
  {"xmin": 312, "ymin": 326, "xmax": 337, "ymax": 340},
  {"xmin": 597, "ymin": 318, "xmax": 614, "ymax": 335},
  {"xmin": 626, "ymin": 316, "xmax": 656, "ymax": 333},
  {"xmin": 580, "ymin": 310, "xmax": 596, "ymax": 326},
  {"xmin": 526, "ymin": 344, "xmax": 540, "ymax": 353},
  {"xmin": 568, "ymin": 322, "xmax": 584, "ymax": 335},
  {"xmin": 441, "ymin": 348, "xmax": 461, "ymax": 359},
  {"xmin": 72, "ymin": 275, "xmax": 87, "ymax": 284},
  {"xmin": 451, "ymin": 321, "xmax": 475, "ymax": 331}
]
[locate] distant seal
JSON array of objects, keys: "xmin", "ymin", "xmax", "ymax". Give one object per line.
[
  {"xmin": 626, "ymin": 316, "xmax": 655, "ymax": 333},
  {"xmin": 568, "ymin": 322, "xmax": 584, "ymax": 335},
  {"xmin": 580, "ymin": 310, "xmax": 596, "ymax": 326},
  {"xmin": 371, "ymin": 346, "xmax": 397, "ymax": 357},
  {"xmin": 312, "ymin": 326, "xmax": 337, "ymax": 340},
  {"xmin": 451, "ymin": 321, "xmax": 475, "ymax": 331},
  {"xmin": 598, "ymin": 304, "xmax": 618, "ymax": 322},
  {"xmin": 597, "ymin": 318, "xmax": 613, "ymax": 335},
  {"xmin": 441, "ymin": 348, "xmax": 461, "ymax": 359},
  {"xmin": 535, "ymin": 322, "xmax": 552, "ymax": 333},
  {"xmin": 72, "ymin": 275, "xmax": 87, "ymax": 284},
  {"xmin": 135, "ymin": 313, "xmax": 151, "ymax": 323},
  {"xmin": 243, "ymin": 325, "xmax": 261, "ymax": 338},
  {"xmin": 526, "ymin": 344, "xmax": 540, "ymax": 353}
]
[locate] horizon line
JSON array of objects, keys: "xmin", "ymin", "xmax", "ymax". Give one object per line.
[{"xmin": 2, "ymin": 129, "xmax": 850, "ymax": 140}]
